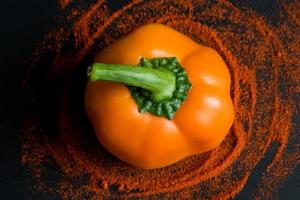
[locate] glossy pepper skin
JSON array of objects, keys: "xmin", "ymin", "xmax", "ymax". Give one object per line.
[{"xmin": 85, "ymin": 23, "xmax": 235, "ymax": 169}]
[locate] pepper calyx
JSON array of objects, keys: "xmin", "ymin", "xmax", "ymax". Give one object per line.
[{"xmin": 129, "ymin": 57, "xmax": 191, "ymax": 119}]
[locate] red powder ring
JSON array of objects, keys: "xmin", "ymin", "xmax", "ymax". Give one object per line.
[{"xmin": 22, "ymin": 0, "xmax": 300, "ymax": 199}]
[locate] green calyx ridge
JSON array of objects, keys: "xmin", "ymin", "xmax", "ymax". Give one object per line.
[
  {"xmin": 88, "ymin": 57, "xmax": 192, "ymax": 120},
  {"xmin": 129, "ymin": 57, "xmax": 191, "ymax": 119}
]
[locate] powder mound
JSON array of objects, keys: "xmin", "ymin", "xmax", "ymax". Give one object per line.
[{"xmin": 22, "ymin": 0, "xmax": 300, "ymax": 199}]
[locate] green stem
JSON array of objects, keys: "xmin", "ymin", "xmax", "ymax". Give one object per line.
[
  {"xmin": 89, "ymin": 63, "xmax": 176, "ymax": 102},
  {"xmin": 88, "ymin": 57, "xmax": 191, "ymax": 119}
]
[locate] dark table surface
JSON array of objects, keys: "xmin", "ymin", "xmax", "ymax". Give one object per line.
[{"xmin": 0, "ymin": 0, "xmax": 299, "ymax": 199}]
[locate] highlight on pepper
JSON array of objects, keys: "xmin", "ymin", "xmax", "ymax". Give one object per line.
[{"xmin": 85, "ymin": 23, "xmax": 235, "ymax": 169}]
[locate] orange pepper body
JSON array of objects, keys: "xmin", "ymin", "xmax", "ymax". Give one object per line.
[{"xmin": 85, "ymin": 24, "xmax": 234, "ymax": 169}]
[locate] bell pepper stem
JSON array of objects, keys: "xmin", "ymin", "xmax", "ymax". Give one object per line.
[{"xmin": 89, "ymin": 63, "xmax": 176, "ymax": 102}]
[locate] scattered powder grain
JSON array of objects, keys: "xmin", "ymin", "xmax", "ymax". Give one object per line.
[{"xmin": 21, "ymin": 0, "xmax": 300, "ymax": 199}]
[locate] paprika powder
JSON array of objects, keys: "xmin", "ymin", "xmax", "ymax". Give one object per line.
[{"xmin": 21, "ymin": 0, "xmax": 300, "ymax": 199}]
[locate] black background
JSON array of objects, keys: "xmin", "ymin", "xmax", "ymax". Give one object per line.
[{"xmin": 0, "ymin": 0, "xmax": 299, "ymax": 199}]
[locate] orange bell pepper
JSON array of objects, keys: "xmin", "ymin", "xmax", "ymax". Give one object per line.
[{"xmin": 85, "ymin": 23, "xmax": 234, "ymax": 169}]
